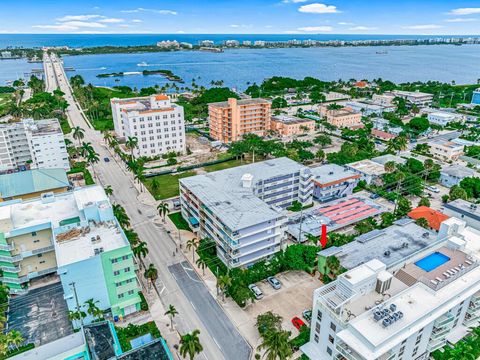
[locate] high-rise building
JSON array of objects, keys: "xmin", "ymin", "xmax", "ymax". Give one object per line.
[
  {"xmin": 111, "ymin": 94, "xmax": 186, "ymax": 157},
  {"xmin": 0, "ymin": 118, "xmax": 70, "ymax": 172},
  {"xmin": 208, "ymin": 98, "xmax": 271, "ymax": 143},
  {"xmin": 0, "ymin": 185, "xmax": 141, "ymax": 322},
  {"xmin": 302, "ymin": 217, "xmax": 480, "ymax": 360},
  {"xmin": 180, "ymin": 158, "xmax": 313, "ymax": 268}
]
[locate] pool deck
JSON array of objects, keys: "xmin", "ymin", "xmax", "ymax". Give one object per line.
[{"xmin": 396, "ymin": 247, "xmax": 472, "ymax": 285}]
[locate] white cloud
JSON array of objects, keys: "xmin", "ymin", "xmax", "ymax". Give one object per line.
[
  {"xmin": 298, "ymin": 3, "xmax": 340, "ymax": 14},
  {"xmin": 448, "ymin": 8, "xmax": 480, "ymax": 16},
  {"xmin": 32, "ymin": 24, "xmax": 79, "ymax": 31},
  {"xmin": 62, "ymin": 21, "xmax": 107, "ymax": 28},
  {"xmin": 56, "ymin": 14, "xmax": 103, "ymax": 22},
  {"xmin": 297, "ymin": 26, "xmax": 333, "ymax": 32},
  {"xmin": 445, "ymin": 17, "xmax": 477, "ymax": 23},
  {"xmin": 99, "ymin": 18, "xmax": 124, "ymax": 23},
  {"xmin": 118, "ymin": 24, "xmax": 132, "ymax": 28},
  {"xmin": 121, "ymin": 8, "xmax": 177, "ymax": 15},
  {"xmin": 177, "ymin": 30, "xmax": 186, "ymax": 34},
  {"xmin": 403, "ymin": 24, "xmax": 443, "ymax": 30},
  {"xmin": 229, "ymin": 24, "xmax": 252, "ymax": 28},
  {"xmin": 282, "ymin": 0, "xmax": 309, "ymax": 3},
  {"xmin": 349, "ymin": 26, "xmax": 378, "ymax": 31},
  {"xmin": 132, "ymin": 19, "xmax": 143, "ymax": 23},
  {"xmin": 338, "ymin": 22, "xmax": 354, "ymax": 25}
]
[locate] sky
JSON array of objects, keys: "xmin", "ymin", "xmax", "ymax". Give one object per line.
[{"xmin": 1, "ymin": 0, "xmax": 480, "ymax": 35}]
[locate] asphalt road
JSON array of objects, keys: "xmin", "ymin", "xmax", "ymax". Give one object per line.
[
  {"xmin": 169, "ymin": 262, "xmax": 251, "ymax": 360},
  {"xmin": 44, "ymin": 52, "xmax": 238, "ymax": 360}
]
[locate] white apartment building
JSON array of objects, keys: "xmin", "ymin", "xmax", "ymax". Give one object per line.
[
  {"xmin": 111, "ymin": 94, "xmax": 186, "ymax": 157},
  {"xmin": 302, "ymin": 217, "xmax": 480, "ymax": 360},
  {"xmin": 0, "ymin": 118, "xmax": 69, "ymax": 172},
  {"xmin": 179, "ymin": 158, "xmax": 313, "ymax": 268},
  {"xmin": 427, "ymin": 112, "xmax": 460, "ymax": 127},
  {"xmin": 428, "ymin": 138, "xmax": 464, "ymax": 162},
  {"xmin": 388, "ymin": 90, "xmax": 434, "ymax": 106}
]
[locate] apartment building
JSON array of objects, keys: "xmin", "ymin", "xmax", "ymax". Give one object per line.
[
  {"xmin": 319, "ymin": 106, "xmax": 363, "ymax": 129},
  {"xmin": 208, "ymin": 98, "xmax": 271, "ymax": 143},
  {"xmin": 440, "ymin": 164, "xmax": 476, "ymax": 188},
  {"xmin": 270, "ymin": 115, "xmax": 315, "ymax": 137},
  {"xmin": 388, "ymin": 90, "xmax": 434, "ymax": 106},
  {"xmin": 302, "ymin": 217, "xmax": 480, "ymax": 360},
  {"xmin": 427, "ymin": 112, "xmax": 459, "ymax": 126},
  {"xmin": 472, "ymin": 88, "xmax": 480, "ymax": 105},
  {"xmin": 0, "ymin": 185, "xmax": 141, "ymax": 322},
  {"xmin": 337, "ymin": 101, "xmax": 395, "ymax": 116},
  {"xmin": 111, "ymin": 94, "xmax": 186, "ymax": 157},
  {"xmin": 443, "ymin": 199, "xmax": 480, "ymax": 229},
  {"xmin": 345, "ymin": 160, "xmax": 386, "ymax": 185},
  {"xmin": 0, "ymin": 118, "xmax": 70, "ymax": 172},
  {"xmin": 372, "ymin": 93, "xmax": 396, "ymax": 106},
  {"xmin": 179, "ymin": 158, "xmax": 313, "ymax": 268},
  {"xmin": 311, "ymin": 164, "xmax": 360, "ymax": 202},
  {"xmin": 428, "ymin": 138, "xmax": 464, "ymax": 161},
  {"xmin": 371, "ymin": 118, "xmax": 403, "ymax": 136}
]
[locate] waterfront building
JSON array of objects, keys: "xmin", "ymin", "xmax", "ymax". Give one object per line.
[
  {"xmin": 180, "ymin": 42, "xmax": 193, "ymax": 49},
  {"xmin": 0, "ymin": 119, "xmax": 70, "ymax": 172},
  {"xmin": 323, "ymin": 92, "xmax": 351, "ymax": 102},
  {"xmin": 179, "ymin": 158, "xmax": 313, "ymax": 268},
  {"xmin": 242, "ymin": 40, "xmax": 252, "ymax": 46},
  {"xmin": 310, "ymin": 164, "xmax": 360, "ymax": 202},
  {"xmin": 254, "ymin": 40, "xmax": 266, "ymax": 47},
  {"xmin": 208, "ymin": 98, "xmax": 271, "ymax": 143},
  {"xmin": 156, "ymin": 40, "xmax": 180, "ymax": 48},
  {"xmin": 440, "ymin": 164, "xmax": 476, "ymax": 188},
  {"xmin": 224, "ymin": 40, "xmax": 240, "ymax": 47},
  {"xmin": 110, "ymin": 94, "xmax": 186, "ymax": 157},
  {"xmin": 0, "ymin": 168, "xmax": 69, "ymax": 202},
  {"xmin": 345, "ymin": 160, "xmax": 386, "ymax": 184},
  {"xmin": 472, "ymin": 88, "xmax": 480, "ymax": 105},
  {"xmin": 1, "ymin": 51, "xmax": 12, "ymax": 59},
  {"xmin": 428, "ymin": 112, "xmax": 459, "ymax": 126},
  {"xmin": 270, "ymin": 115, "xmax": 315, "ymax": 137},
  {"xmin": 428, "ymin": 138, "xmax": 464, "ymax": 161},
  {"xmin": 318, "ymin": 106, "xmax": 363, "ymax": 129},
  {"xmin": 388, "ymin": 90, "xmax": 434, "ymax": 106},
  {"xmin": 199, "ymin": 40, "xmax": 214, "ymax": 47},
  {"xmin": 0, "ymin": 185, "xmax": 141, "ymax": 321}
]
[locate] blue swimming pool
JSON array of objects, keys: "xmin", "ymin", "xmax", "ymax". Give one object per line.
[{"xmin": 415, "ymin": 252, "xmax": 450, "ymax": 272}]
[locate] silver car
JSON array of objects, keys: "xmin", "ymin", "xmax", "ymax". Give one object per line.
[
  {"xmin": 248, "ymin": 284, "xmax": 263, "ymax": 299},
  {"xmin": 267, "ymin": 276, "xmax": 281, "ymax": 290}
]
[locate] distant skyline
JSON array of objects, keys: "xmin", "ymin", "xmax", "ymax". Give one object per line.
[{"xmin": 1, "ymin": 1, "xmax": 480, "ymax": 35}]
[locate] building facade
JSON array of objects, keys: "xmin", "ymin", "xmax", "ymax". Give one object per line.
[
  {"xmin": 389, "ymin": 90, "xmax": 434, "ymax": 106},
  {"xmin": 319, "ymin": 106, "xmax": 363, "ymax": 129},
  {"xmin": 0, "ymin": 119, "xmax": 69, "ymax": 172},
  {"xmin": 179, "ymin": 158, "xmax": 313, "ymax": 268},
  {"xmin": 208, "ymin": 98, "xmax": 271, "ymax": 143},
  {"xmin": 440, "ymin": 164, "xmax": 475, "ymax": 188},
  {"xmin": 302, "ymin": 217, "xmax": 480, "ymax": 360},
  {"xmin": 270, "ymin": 115, "xmax": 315, "ymax": 137},
  {"xmin": 311, "ymin": 164, "xmax": 360, "ymax": 202},
  {"xmin": 111, "ymin": 94, "xmax": 186, "ymax": 157},
  {"xmin": 428, "ymin": 112, "xmax": 458, "ymax": 126},
  {"xmin": 429, "ymin": 139, "xmax": 464, "ymax": 161},
  {"xmin": 345, "ymin": 160, "xmax": 386, "ymax": 185},
  {"xmin": 0, "ymin": 186, "xmax": 141, "ymax": 321},
  {"xmin": 472, "ymin": 88, "xmax": 480, "ymax": 105}
]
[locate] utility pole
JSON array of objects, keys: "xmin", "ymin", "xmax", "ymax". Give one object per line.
[{"xmin": 70, "ymin": 282, "xmax": 84, "ymax": 329}]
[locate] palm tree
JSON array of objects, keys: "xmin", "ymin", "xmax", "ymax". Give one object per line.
[
  {"xmin": 104, "ymin": 185, "xmax": 113, "ymax": 196},
  {"xmin": 157, "ymin": 202, "xmax": 170, "ymax": 223},
  {"xmin": 144, "ymin": 263, "xmax": 158, "ymax": 291},
  {"xmin": 305, "ymin": 233, "xmax": 318, "ymax": 246},
  {"xmin": 125, "ymin": 136, "xmax": 138, "ymax": 159},
  {"xmin": 325, "ymin": 256, "xmax": 341, "ymax": 278},
  {"xmin": 87, "ymin": 150, "xmax": 100, "ymax": 178},
  {"xmin": 196, "ymin": 257, "xmax": 207, "ymax": 276},
  {"xmin": 103, "ymin": 131, "xmax": 113, "ymax": 144},
  {"xmin": 80, "ymin": 142, "xmax": 94, "ymax": 158},
  {"xmin": 164, "ymin": 304, "xmax": 179, "ymax": 330},
  {"xmin": 393, "ymin": 171, "xmax": 406, "ymax": 214},
  {"xmin": 384, "ymin": 161, "xmax": 396, "ymax": 173},
  {"xmin": 179, "ymin": 329, "xmax": 203, "ymax": 360},
  {"xmin": 84, "ymin": 298, "xmax": 103, "ymax": 320},
  {"xmin": 8, "ymin": 103, "xmax": 23, "ymax": 120},
  {"xmin": 133, "ymin": 241, "xmax": 149, "ymax": 266},
  {"xmin": 257, "ymin": 329, "xmax": 292, "ymax": 360},
  {"xmin": 423, "ymin": 158, "xmax": 434, "ymax": 192},
  {"xmin": 68, "ymin": 309, "xmax": 86, "ymax": 327},
  {"xmin": 113, "ymin": 204, "xmax": 131, "ymax": 229},
  {"xmin": 186, "ymin": 239, "xmax": 198, "ymax": 262},
  {"xmin": 217, "ymin": 274, "xmax": 232, "ymax": 301},
  {"xmin": 72, "ymin": 126, "xmax": 85, "ymax": 147},
  {"xmin": 6, "ymin": 330, "xmax": 23, "ymax": 351}
]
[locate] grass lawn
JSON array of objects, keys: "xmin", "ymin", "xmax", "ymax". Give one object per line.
[
  {"xmin": 168, "ymin": 212, "xmax": 192, "ymax": 231},
  {"xmin": 144, "ymin": 171, "xmax": 196, "ymax": 200},
  {"xmin": 203, "ymin": 158, "xmax": 245, "ymax": 172}
]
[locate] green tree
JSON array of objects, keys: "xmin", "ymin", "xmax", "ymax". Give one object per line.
[
  {"xmin": 84, "ymin": 298, "xmax": 103, "ymax": 320},
  {"xmin": 396, "ymin": 196, "xmax": 412, "ymax": 217},
  {"xmin": 256, "ymin": 311, "xmax": 283, "ymax": 337},
  {"xmin": 125, "ymin": 136, "xmax": 138, "ymax": 159},
  {"xmin": 217, "ymin": 274, "xmax": 232, "ymax": 301},
  {"xmin": 186, "ymin": 239, "xmax": 198, "ymax": 262},
  {"xmin": 384, "ymin": 161, "xmax": 396, "ymax": 173},
  {"xmin": 157, "ymin": 202, "xmax": 170, "ymax": 223},
  {"xmin": 104, "ymin": 185, "xmax": 113, "ymax": 196},
  {"xmin": 113, "ymin": 204, "xmax": 130, "ymax": 229},
  {"xmin": 313, "ymin": 134, "xmax": 332, "ymax": 147},
  {"xmin": 179, "ymin": 330, "xmax": 203, "ymax": 360},
  {"xmin": 415, "ymin": 217, "xmax": 430, "ymax": 229},
  {"xmin": 450, "ymin": 185, "xmax": 468, "ymax": 201},
  {"xmin": 380, "ymin": 212, "xmax": 396, "ymax": 228},
  {"xmin": 271, "ymin": 97, "xmax": 287, "ymax": 109},
  {"xmin": 315, "ymin": 149, "xmax": 325, "ymax": 162},
  {"xmin": 258, "ymin": 329, "xmax": 293, "ymax": 360},
  {"xmin": 164, "ymin": 304, "xmax": 179, "ymax": 330},
  {"xmin": 144, "ymin": 263, "xmax": 158, "ymax": 291},
  {"xmin": 6, "ymin": 330, "xmax": 23, "ymax": 351},
  {"xmin": 133, "ymin": 241, "xmax": 149, "ymax": 266},
  {"xmin": 196, "ymin": 257, "xmax": 207, "ymax": 276},
  {"xmin": 72, "ymin": 126, "xmax": 85, "ymax": 147},
  {"xmin": 418, "ymin": 197, "xmax": 431, "ymax": 207}
]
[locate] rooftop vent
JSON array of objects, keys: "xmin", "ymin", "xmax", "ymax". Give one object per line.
[
  {"xmin": 384, "ymin": 250, "xmax": 391, "ymax": 257},
  {"xmin": 328, "ymin": 171, "xmax": 334, "ymax": 175},
  {"xmin": 241, "ymin": 173, "xmax": 254, "ymax": 188}
]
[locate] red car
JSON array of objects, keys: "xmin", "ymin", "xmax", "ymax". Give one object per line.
[{"xmin": 291, "ymin": 317, "xmax": 306, "ymax": 330}]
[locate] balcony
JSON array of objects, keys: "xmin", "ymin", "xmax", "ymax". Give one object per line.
[
  {"xmin": 0, "ymin": 243, "xmax": 14, "ymax": 251},
  {"xmin": 0, "ymin": 275, "xmax": 29, "ymax": 284},
  {"xmin": 335, "ymin": 342, "xmax": 362, "ymax": 360},
  {"xmin": 433, "ymin": 312, "xmax": 455, "ymax": 329},
  {"xmin": 0, "ymin": 265, "xmax": 21, "ymax": 273},
  {"xmin": 427, "ymin": 338, "xmax": 446, "ymax": 353}
]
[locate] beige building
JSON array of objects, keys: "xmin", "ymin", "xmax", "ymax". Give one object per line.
[
  {"xmin": 319, "ymin": 105, "xmax": 363, "ymax": 129},
  {"xmin": 208, "ymin": 98, "xmax": 271, "ymax": 143},
  {"xmin": 429, "ymin": 139, "xmax": 464, "ymax": 161},
  {"xmin": 270, "ymin": 115, "xmax": 315, "ymax": 137}
]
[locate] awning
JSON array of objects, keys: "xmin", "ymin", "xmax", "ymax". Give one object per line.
[{"xmin": 188, "ymin": 217, "xmax": 199, "ymax": 226}]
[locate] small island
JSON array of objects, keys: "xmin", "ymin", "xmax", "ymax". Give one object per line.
[{"xmin": 96, "ymin": 69, "xmax": 183, "ymax": 82}]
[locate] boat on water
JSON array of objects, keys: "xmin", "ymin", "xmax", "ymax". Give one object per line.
[
  {"xmin": 137, "ymin": 61, "xmax": 148, "ymax": 67},
  {"xmin": 376, "ymin": 50, "xmax": 388, "ymax": 55}
]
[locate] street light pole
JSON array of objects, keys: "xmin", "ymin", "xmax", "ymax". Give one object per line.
[{"xmin": 70, "ymin": 282, "xmax": 84, "ymax": 329}]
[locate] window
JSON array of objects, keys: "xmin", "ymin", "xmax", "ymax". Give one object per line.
[
  {"xmin": 326, "ymin": 347, "xmax": 332, "ymax": 356},
  {"xmin": 114, "ymin": 270, "xmax": 120, "ymax": 276},
  {"xmin": 118, "ymin": 293, "xmax": 124, "ymax": 299},
  {"xmin": 330, "ymin": 322, "xmax": 336, "ymax": 331},
  {"xmin": 124, "ymin": 267, "xmax": 131, "ymax": 273},
  {"xmin": 39, "ymin": 260, "xmax": 45, "ymax": 264},
  {"xmin": 412, "ymin": 347, "xmax": 418, "ymax": 356},
  {"xmin": 328, "ymin": 335, "xmax": 334, "ymax": 344},
  {"xmin": 116, "ymin": 282, "xmax": 122, "ymax": 287},
  {"xmin": 315, "ymin": 322, "xmax": 321, "ymax": 333},
  {"xmin": 128, "ymin": 290, "xmax": 134, "ymax": 295},
  {"xmin": 122, "ymin": 255, "xmax": 129, "ymax": 260},
  {"xmin": 314, "ymin": 334, "xmax": 319, "ymax": 343},
  {"xmin": 31, "ymin": 231, "xmax": 37, "ymax": 236},
  {"xmin": 33, "ymin": 239, "xmax": 40, "ymax": 243},
  {"xmin": 37, "ymin": 254, "xmax": 42, "ymax": 258}
]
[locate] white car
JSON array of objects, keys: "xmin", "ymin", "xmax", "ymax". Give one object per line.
[
  {"xmin": 248, "ymin": 284, "xmax": 263, "ymax": 299},
  {"xmin": 426, "ymin": 185, "xmax": 440, "ymax": 193}
]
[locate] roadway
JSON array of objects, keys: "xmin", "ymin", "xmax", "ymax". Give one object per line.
[{"xmin": 44, "ymin": 52, "xmax": 250, "ymax": 360}]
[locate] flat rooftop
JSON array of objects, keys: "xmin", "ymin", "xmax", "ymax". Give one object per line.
[
  {"xmin": 24, "ymin": 118, "xmax": 62, "ymax": 135},
  {"xmin": 310, "ymin": 164, "xmax": 359, "ymax": 186},
  {"xmin": 441, "ymin": 164, "xmax": 475, "ymax": 178},
  {"xmin": 0, "ymin": 168, "xmax": 69, "ymax": 198},
  {"xmin": 430, "ymin": 138, "xmax": 464, "ymax": 149},
  {"xmin": 271, "ymin": 115, "xmax": 314, "ymax": 125},
  {"xmin": 391, "ymin": 90, "xmax": 433, "ymax": 98},
  {"xmin": 371, "ymin": 154, "xmax": 407, "ymax": 166},
  {"xmin": 180, "ymin": 157, "xmax": 303, "ymax": 230},
  {"xmin": 209, "ymin": 98, "xmax": 269, "ymax": 108},
  {"xmin": 346, "ymin": 159, "xmax": 386, "ymax": 176},
  {"xmin": 319, "ymin": 219, "xmax": 438, "ymax": 269},
  {"xmin": 287, "ymin": 196, "xmax": 386, "ymax": 242},
  {"xmin": 84, "ymin": 322, "xmax": 116, "ymax": 360}
]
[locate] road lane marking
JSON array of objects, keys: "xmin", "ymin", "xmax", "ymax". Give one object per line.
[
  {"xmin": 190, "ymin": 301, "xmax": 196, "ymax": 311},
  {"xmin": 212, "ymin": 337, "xmax": 222, "ymax": 351}
]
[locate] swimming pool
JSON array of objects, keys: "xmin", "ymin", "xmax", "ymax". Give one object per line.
[{"xmin": 415, "ymin": 252, "xmax": 450, "ymax": 272}]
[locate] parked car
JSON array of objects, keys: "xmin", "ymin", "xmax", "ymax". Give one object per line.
[
  {"xmin": 103, "ymin": 157, "xmax": 110, "ymax": 162},
  {"xmin": 267, "ymin": 276, "xmax": 281, "ymax": 290},
  {"xmin": 248, "ymin": 284, "xmax": 263, "ymax": 300},
  {"xmin": 370, "ymin": 193, "xmax": 380, "ymax": 199},
  {"xmin": 291, "ymin": 317, "xmax": 306, "ymax": 330},
  {"xmin": 302, "ymin": 309, "xmax": 312, "ymax": 324},
  {"xmin": 426, "ymin": 185, "xmax": 440, "ymax": 193}
]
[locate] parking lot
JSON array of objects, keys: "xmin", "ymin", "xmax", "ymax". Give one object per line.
[
  {"xmin": 243, "ymin": 271, "xmax": 321, "ymax": 336},
  {"xmin": 8, "ymin": 282, "xmax": 73, "ymax": 346}
]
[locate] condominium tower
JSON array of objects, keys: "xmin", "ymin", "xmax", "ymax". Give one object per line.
[
  {"xmin": 180, "ymin": 158, "xmax": 313, "ymax": 268},
  {"xmin": 208, "ymin": 98, "xmax": 271, "ymax": 143},
  {"xmin": 111, "ymin": 94, "xmax": 186, "ymax": 157}
]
